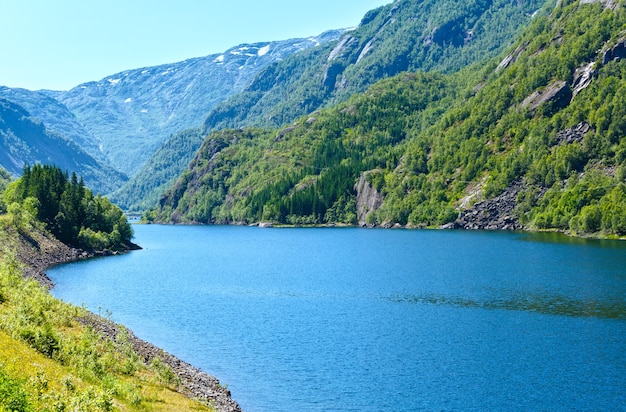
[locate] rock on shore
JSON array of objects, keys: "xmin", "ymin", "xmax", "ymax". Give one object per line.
[
  {"xmin": 443, "ymin": 179, "xmax": 525, "ymax": 230},
  {"xmin": 79, "ymin": 314, "xmax": 241, "ymax": 412}
]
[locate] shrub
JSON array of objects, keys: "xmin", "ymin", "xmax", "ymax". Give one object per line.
[{"xmin": 0, "ymin": 368, "xmax": 31, "ymax": 412}]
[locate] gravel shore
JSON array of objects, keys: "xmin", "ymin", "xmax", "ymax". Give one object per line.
[{"xmin": 14, "ymin": 227, "xmax": 242, "ymax": 412}]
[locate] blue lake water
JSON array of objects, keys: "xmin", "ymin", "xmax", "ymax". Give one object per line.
[{"xmin": 47, "ymin": 225, "xmax": 626, "ymax": 411}]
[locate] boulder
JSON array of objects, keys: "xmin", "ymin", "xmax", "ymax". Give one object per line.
[
  {"xmin": 555, "ymin": 121, "xmax": 591, "ymax": 145},
  {"xmin": 447, "ymin": 180, "xmax": 525, "ymax": 230}
]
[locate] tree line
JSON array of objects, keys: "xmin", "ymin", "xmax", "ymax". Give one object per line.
[{"xmin": 2, "ymin": 164, "xmax": 133, "ymax": 250}]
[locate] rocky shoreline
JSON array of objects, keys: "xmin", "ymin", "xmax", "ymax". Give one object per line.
[
  {"xmin": 14, "ymin": 227, "xmax": 242, "ymax": 412},
  {"xmin": 442, "ymin": 179, "xmax": 527, "ymax": 231}
]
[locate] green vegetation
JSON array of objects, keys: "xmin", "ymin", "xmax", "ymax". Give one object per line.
[
  {"xmin": 2, "ymin": 165, "xmax": 133, "ymax": 251},
  {"xmin": 203, "ymin": 0, "xmax": 547, "ymax": 133},
  {"xmin": 0, "ymin": 166, "xmax": 223, "ymax": 410},
  {"xmin": 0, "ymin": 226, "xmax": 215, "ymax": 411},
  {"xmin": 109, "ymin": 128, "xmax": 206, "ymax": 212},
  {"xmin": 149, "ymin": 0, "xmax": 626, "ymax": 238},
  {"xmin": 129, "ymin": 0, "xmax": 547, "ymax": 213}
]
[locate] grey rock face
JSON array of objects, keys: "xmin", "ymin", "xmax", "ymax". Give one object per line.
[{"xmin": 355, "ymin": 170, "xmax": 384, "ymax": 226}]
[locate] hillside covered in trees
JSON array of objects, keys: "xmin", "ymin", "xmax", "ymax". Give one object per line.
[
  {"xmin": 202, "ymin": 0, "xmax": 548, "ymax": 132},
  {"xmin": 2, "ymin": 165, "xmax": 134, "ymax": 251},
  {"xmin": 112, "ymin": 0, "xmax": 547, "ymax": 212},
  {"xmin": 147, "ymin": 0, "xmax": 626, "ymax": 238}
]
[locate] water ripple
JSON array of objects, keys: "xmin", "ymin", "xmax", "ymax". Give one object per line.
[{"xmin": 389, "ymin": 292, "xmax": 626, "ymax": 319}]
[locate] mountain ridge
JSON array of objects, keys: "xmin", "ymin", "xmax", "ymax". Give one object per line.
[
  {"xmin": 0, "ymin": 97, "xmax": 126, "ymax": 194},
  {"xmin": 115, "ymin": 0, "xmax": 547, "ymax": 211},
  {"xmin": 48, "ymin": 30, "xmax": 347, "ymax": 176},
  {"xmin": 0, "ymin": 30, "xmax": 346, "ymax": 199},
  {"xmin": 201, "ymin": 0, "xmax": 548, "ymax": 132},
  {"xmin": 148, "ymin": 0, "xmax": 626, "ymax": 238}
]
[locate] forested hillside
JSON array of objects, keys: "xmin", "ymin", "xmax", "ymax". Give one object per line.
[
  {"xmin": 108, "ymin": 128, "xmax": 205, "ymax": 212},
  {"xmin": 0, "ymin": 87, "xmax": 103, "ymax": 159},
  {"xmin": 0, "ymin": 31, "xmax": 344, "ymax": 210},
  {"xmin": 116, "ymin": 0, "xmax": 547, "ymax": 211},
  {"xmin": 47, "ymin": 31, "xmax": 345, "ymax": 178},
  {"xmin": 2, "ymin": 165, "xmax": 134, "ymax": 251},
  {"xmin": 149, "ymin": 0, "xmax": 626, "ymax": 238}
]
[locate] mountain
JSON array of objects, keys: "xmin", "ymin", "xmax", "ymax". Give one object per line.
[
  {"xmin": 0, "ymin": 98, "xmax": 126, "ymax": 194},
  {"xmin": 43, "ymin": 30, "xmax": 345, "ymax": 178},
  {"xmin": 117, "ymin": 0, "xmax": 547, "ymax": 211},
  {"xmin": 201, "ymin": 0, "xmax": 548, "ymax": 132},
  {"xmin": 108, "ymin": 127, "xmax": 205, "ymax": 211},
  {"xmin": 0, "ymin": 87, "xmax": 102, "ymax": 157},
  {"xmin": 148, "ymin": 0, "xmax": 626, "ymax": 238}
]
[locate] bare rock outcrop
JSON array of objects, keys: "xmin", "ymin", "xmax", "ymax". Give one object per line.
[
  {"xmin": 580, "ymin": 0, "xmax": 619, "ymax": 10},
  {"xmin": 355, "ymin": 170, "xmax": 384, "ymax": 226},
  {"xmin": 602, "ymin": 35, "xmax": 626, "ymax": 64},
  {"xmin": 495, "ymin": 42, "xmax": 528, "ymax": 72},
  {"xmin": 571, "ymin": 62, "xmax": 597, "ymax": 97},
  {"xmin": 555, "ymin": 121, "xmax": 591, "ymax": 145},
  {"xmin": 521, "ymin": 80, "xmax": 572, "ymax": 112},
  {"xmin": 444, "ymin": 180, "xmax": 525, "ymax": 230}
]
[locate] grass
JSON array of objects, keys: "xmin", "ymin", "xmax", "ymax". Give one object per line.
[{"xmin": 0, "ymin": 224, "xmax": 215, "ymax": 412}]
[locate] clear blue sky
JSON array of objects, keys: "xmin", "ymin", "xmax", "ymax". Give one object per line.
[{"xmin": 0, "ymin": 0, "xmax": 390, "ymax": 91}]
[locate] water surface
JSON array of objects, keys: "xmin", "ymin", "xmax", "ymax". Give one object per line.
[{"xmin": 48, "ymin": 226, "xmax": 626, "ymax": 411}]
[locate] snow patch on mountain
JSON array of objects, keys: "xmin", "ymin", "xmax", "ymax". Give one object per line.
[{"xmin": 258, "ymin": 45, "xmax": 270, "ymax": 56}]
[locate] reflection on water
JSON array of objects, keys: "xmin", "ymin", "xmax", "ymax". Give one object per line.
[
  {"xmin": 518, "ymin": 231, "xmax": 626, "ymax": 249},
  {"xmin": 391, "ymin": 292, "xmax": 626, "ymax": 319}
]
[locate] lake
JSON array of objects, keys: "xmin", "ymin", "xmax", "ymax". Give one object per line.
[{"xmin": 47, "ymin": 225, "xmax": 626, "ymax": 411}]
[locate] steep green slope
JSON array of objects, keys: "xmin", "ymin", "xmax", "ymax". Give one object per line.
[
  {"xmin": 202, "ymin": 0, "xmax": 548, "ymax": 132},
  {"xmin": 2, "ymin": 164, "xmax": 134, "ymax": 251},
  {"xmin": 0, "ymin": 201, "xmax": 233, "ymax": 411},
  {"xmin": 0, "ymin": 99, "xmax": 126, "ymax": 195},
  {"xmin": 148, "ymin": 71, "xmax": 460, "ymax": 224},
  {"xmin": 149, "ymin": 0, "xmax": 626, "ymax": 238},
  {"xmin": 108, "ymin": 128, "xmax": 205, "ymax": 212}
]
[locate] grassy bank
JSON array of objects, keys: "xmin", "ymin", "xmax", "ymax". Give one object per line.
[{"xmin": 0, "ymin": 221, "xmax": 217, "ymax": 412}]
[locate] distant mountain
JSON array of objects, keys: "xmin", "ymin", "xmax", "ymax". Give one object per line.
[
  {"xmin": 0, "ymin": 87, "xmax": 102, "ymax": 158},
  {"xmin": 148, "ymin": 0, "xmax": 626, "ymax": 238},
  {"xmin": 0, "ymin": 98, "xmax": 126, "ymax": 194},
  {"xmin": 202, "ymin": 0, "xmax": 548, "ymax": 132},
  {"xmin": 45, "ymin": 30, "xmax": 345, "ymax": 177}
]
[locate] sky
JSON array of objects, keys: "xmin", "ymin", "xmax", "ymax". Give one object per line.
[{"xmin": 0, "ymin": 0, "xmax": 390, "ymax": 91}]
